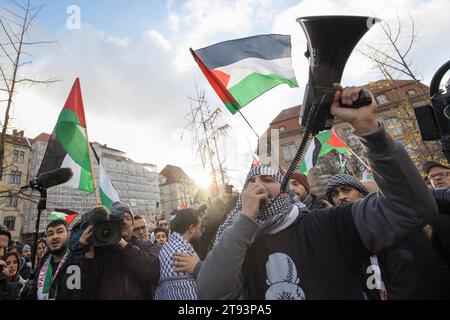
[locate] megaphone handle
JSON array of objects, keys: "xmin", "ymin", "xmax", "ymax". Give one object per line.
[{"xmin": 340, "ymin": 90, "xmax": 372, "ymax": 108}]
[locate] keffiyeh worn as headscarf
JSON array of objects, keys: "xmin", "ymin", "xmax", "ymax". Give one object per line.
[{"xmin": 214, "ymin": 166, "xmax": 306, "ymax": 246}]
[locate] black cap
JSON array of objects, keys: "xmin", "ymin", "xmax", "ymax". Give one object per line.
[
  {"xmin": 423, "ymin": 161, "xmax": 450, "ymax": 174},
  {"xmin": 0, "ymin": 224, "xmax": 11, "ymax": 241}
]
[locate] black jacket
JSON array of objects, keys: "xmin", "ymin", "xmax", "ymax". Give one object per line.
[
  {"xmin": 377, "ymin": 232, "xmax": 448, "ymax": 299},
  {"xmin": 21, "ymin": 250, "xmax": 82, "ymax": 300},
  {"xmin": 304, "ymin": 193, "xmax": 329, "ymax": 210},
  {"xmin": 79, "ymin": 237, "xmax": 160, "ymax": 300},
  {"xmin": 0, "ymin": 272, "xmax": 24, "ymax": 300}
]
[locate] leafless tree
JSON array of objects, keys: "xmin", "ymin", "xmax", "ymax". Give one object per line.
[
  {"xmin": 358, "ymin": 13, "xmax": 444, "ymax": 167},
  {"xmin": 0, "ymin": 0, "xmax": 59, "ymax": 180}
]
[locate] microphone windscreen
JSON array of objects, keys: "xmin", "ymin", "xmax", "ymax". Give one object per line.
[
  {"xmin": 37, "ymin": 167, "xmax": 73, "ymax": 188},
  {"xmin": 88, "ymin": 206, "xmax": 109, "ymax": 225}
]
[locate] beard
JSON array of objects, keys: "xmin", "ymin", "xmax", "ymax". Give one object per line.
[{"xmin": 49, "ymin": 243, "xmax": 67, "ymax": 255}]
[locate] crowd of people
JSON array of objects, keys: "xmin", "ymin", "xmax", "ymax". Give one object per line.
[{"xmin": 1, "ymin": 84, "xmax": 450, "ymax": 300}]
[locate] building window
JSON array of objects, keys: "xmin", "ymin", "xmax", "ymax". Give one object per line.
[
  {"xmin": 12, "ymin": 150, "xmax": 24, "ymax": 163},
  {"xmin": 406, "ymin": 89, "xmax": 417, "ymax": 96},
  {"xmin": 279, "ymin": 126, "xmax": 286, "ymax": 132},
  {"xmin": 8, "ymin": 171, "xmax": 22, "ymax": 184},
  {"xmin": 281, "ymin": 143, "xmax": 298, "ymax": 161},
  {"xmin": 4, "ymin": 216, "xmax": 16, "ymax": 231},
  {"xmin": 6, "ymin": 195, "xmax": 18, "ymax": 208},
  {"xmin": 375, "ymin": 94, "xmax": 389, "ymax": 105},
  {"xmin": 384, "ymin": 117, "xmax": 403, "ymax": 136}
]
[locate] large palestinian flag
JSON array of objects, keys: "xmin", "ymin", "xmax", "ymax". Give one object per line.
[
  {"xmin": 190, "ymin": 34, "xmax": 298, "ymax": 114},
  {"xmin": 299, "ymin": 129, "xmax": 352, "ymax": 175},
  {"xmin": 38, "ymin": 78, "xmax": 94, "ymax": 193},
  {"xmin": 99, "ymin": 157, "xmax": 120, "ymax": 211}
]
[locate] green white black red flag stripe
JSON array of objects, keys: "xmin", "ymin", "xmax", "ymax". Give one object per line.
[
  {"xmin": 190, "ymin": 34, "xmax": 298, "ymax": 114},
  {"xmin": 38, "ymin": 78, "xmax": 94, "ymax": 193}
]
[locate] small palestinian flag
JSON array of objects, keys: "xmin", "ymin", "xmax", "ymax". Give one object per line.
[
  {"xmin": 251, "ymin": 154, "xmax": 261, "ymax": 168},
  {"xmin": 38, "ymin": 78, "xmax": 94, "ymax": 193},
  {"xmin": 178, "ymin": 201, "xmax": 186, "ymax": 210},
  {"xmin": 300, "ymin": 129, "xmax": 351, "ymax": 175},
  {"xmin": 48, "ymin": 209, "xmax": 78, "ymax": 225},
  {"xmin": 190, "ymin": 34, "xmax": 298, "ymax": 114}
]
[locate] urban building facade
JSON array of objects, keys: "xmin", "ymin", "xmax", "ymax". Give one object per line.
[
  {"xmin": 21, "ymin": 134, "xmax": 160, "ymax": 242},
  {"xmin": 259, "ymin": 80, "xmax": 444, "ymax": 196},
  {"xmin": 0, "ymin": 130, "xmax": 32, "ymax": 241},
  {"xmin": 159, "ymin": 164, "xmax": 196, "ymax": 217}
]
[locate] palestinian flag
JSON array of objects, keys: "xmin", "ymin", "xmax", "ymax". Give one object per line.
[
  {"xmin": 99, "ymin": 157, "xmax": 120, "ymax": 211},
  {"xmin": 38, "ymin": 78, "xmax": 94, "ymax": 193},
  {"xmin": 299, "ymin": 129, "xmax": 351, "ymax": 175},
  {"xmin": 48, "ymin": 209, "xmax": 78, "ymax": 225},
  {"xmin": 251, "ymin": 154, "xmax": 261, "ymax": 168},
  {"xmin": 178, "ymin": 200, "xmax": 186, "ymax": 210},
  {"xmin": 190, "ymin": 34, "xmax": 298, "ymax": 114}
]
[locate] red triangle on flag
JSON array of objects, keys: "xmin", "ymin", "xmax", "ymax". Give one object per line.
[
  {"xmin": 63, "ymin": 78, "xmax": 87, "ymax": 128},
  {"xmin": 328, "ymin": 129, "xmax": 348, "ymax": 148},
  {"xmin": 65, "ymin": 213, "xmax": 78, "ymax": 225},
  {"xmin": 211, "ymin": 69, "xmax": 231, "ymax": 88}
]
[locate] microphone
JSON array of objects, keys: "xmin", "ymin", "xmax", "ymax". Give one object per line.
[{"xmin": 23, "ymin": 167, "xmax": 73, "ymax": 190}]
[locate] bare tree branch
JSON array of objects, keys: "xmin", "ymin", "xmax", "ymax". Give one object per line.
[
  {"xmin": 11, "ymin": 0, "xmax": 27, "ymax": 12},
  {"xmin": 0, "ymin": 42, "xmax": 15, "ymax": 64},
  {"xmin": 14, "ymin": 77, "xmax": 60, "ymax": 84},
  {"xmin": 0, "ymin": 20, "xmax": 19, "ymax": 53},
  {"xmin": 0, "ymin": 65, "xmax": 10, "ymax": 90},
  {"xmin": 0, "ymin": 15, "xmax": 22, "ymax": 28},
  {"xmin": 0, "ymin": 4, "xmax": 25, "ymax": 21}
]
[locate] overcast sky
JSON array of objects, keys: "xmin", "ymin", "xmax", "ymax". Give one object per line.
[{"xmin": 4, "ymin": 0, "xmax": 450, "ymax": 189}]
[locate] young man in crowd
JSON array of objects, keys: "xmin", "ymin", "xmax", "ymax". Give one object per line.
[
  {"xmin": 289, "ymin": 172, "xmax": 329, "ymax": 209},
  {"xmin": 154, "ymin": 209, "xmax": 203, "ymax": 300},
  {"xmin": 197, "ymin": 84, "xmax": 441, "ymax": 300},
  {"xmin": 325, "ymin": 173, "xmax": 448, "ymax": 299},
  {"xmin": 133, "ymin": 215, "xmax": 150, "ymax": 241},
  {"xmin": 23, "ymin": 220, "xmax": 82, "ymax": 300}
]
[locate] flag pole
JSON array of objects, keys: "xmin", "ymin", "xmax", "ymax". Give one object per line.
[
  {"xmin": 84, "ymin": 128, "xmax": 101, "ymax": 205},
  {"xmin": 348, "ymin": 149, "xmax": 371, "ymax": 172}
]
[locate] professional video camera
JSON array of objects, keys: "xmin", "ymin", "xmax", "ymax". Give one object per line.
[
  {"xmin": 414, "ymin": 60, "xmax": 450, "ymax": 162},
  {"xmin": 71, "ymin": 206, "xmax": 123, "ymax": 248}
]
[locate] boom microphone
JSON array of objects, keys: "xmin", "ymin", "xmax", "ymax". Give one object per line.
[{"xmin": 24, "ymin": 167, "xmax": 73, "ymax": 190}]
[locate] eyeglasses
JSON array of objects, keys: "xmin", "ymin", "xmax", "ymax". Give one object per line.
[
  {"xmin": 133, "ymin": 226, "xmax": 148, "ymax": 232},
  {"xmin": 428, "ymin": 172, "xmax": 450, "ymax": 180}
]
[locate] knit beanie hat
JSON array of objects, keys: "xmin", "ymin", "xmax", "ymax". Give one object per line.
[
  {"xmin": 111, "ymin": 201, "xmax": 134, "ymax": 223},
  {"xmin": 325, "ymin": 173, "xmax": 369, "ymax": 204},
  {"xmin": 289, "ymin": 172, "xmax": 311, "ymax": 194}
]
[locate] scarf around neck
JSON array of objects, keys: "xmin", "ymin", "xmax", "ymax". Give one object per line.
[
  {"xmin": 214, "ymin": 166, "xmax": 306, "ymax": 246},
  {"xmin": 37, "ymin": 249, "xmax": 70, "ymax": 300}
]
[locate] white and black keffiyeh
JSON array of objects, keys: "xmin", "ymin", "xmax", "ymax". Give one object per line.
[
  {"xmin": 154, "ymin": 232, "xmax": 198, "ymax": 300},
  {"xmin": 214, "ymin": 166, "xmax": 306, "ymax": 246}
]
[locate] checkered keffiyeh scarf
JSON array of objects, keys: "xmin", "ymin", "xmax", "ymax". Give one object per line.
[
  {"xmin": 214, "ymin": 166, "xmax": 306, "ymax": 246},
  {"xmin": 153, "ymin": 232, "xmax": 198, "ymax": 300}
]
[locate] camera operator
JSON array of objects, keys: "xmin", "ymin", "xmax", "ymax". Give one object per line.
[{"xmin": 78, "ymin": 202, "xmax": 160, "ymax": 300}]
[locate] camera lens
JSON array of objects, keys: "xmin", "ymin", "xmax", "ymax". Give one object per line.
[{"xmin": 101, "ymin": 228, "xmax": 110, "ymax": 238}]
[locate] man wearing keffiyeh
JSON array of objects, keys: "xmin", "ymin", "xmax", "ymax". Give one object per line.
[
  {"xmin": 197, "ymin": 83, "xmax": 444, "ymax": 300},
  {"xmin": 154, "ymin": 209, "xmax": 203, "ymax": 300}
]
